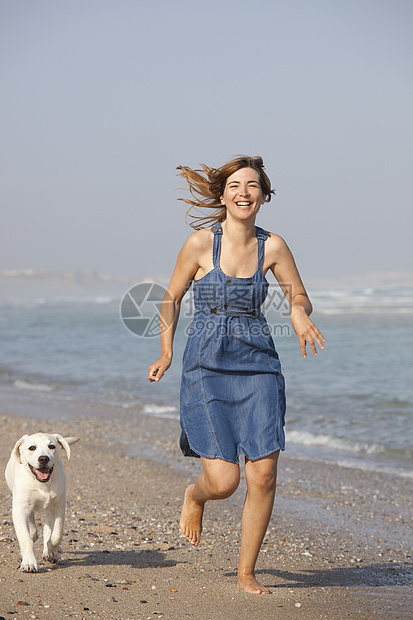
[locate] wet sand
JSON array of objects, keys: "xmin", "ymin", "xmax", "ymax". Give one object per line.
[{"xmin": 0, "ymin": 402, "xmax": 412, "ymax": 619}]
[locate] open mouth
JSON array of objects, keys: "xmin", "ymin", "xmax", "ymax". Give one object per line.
[
  {"xmin": 29, "ymin": 464, "xmax": 54, "ymax": 483},
  {"xmin": 236, "ymin": 202, "xmax": 252, "ymax": 207}
]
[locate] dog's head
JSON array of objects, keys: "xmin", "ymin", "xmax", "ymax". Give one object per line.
[{"xmin": 12, "ymin": 433, "xmax": 80, "ymax": 484}]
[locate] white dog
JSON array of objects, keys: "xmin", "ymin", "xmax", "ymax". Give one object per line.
[{"xmin": 5, "ymin": 432, "xmax": 79, "ymax": 572}]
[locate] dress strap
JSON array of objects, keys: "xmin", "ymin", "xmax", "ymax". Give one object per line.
[
  {"xmin": 211, "ymin": 223, "xmax": 223, "ymax": 269},
  {"xmin": 211, "ymin": 223, "xmax": 268, "ymax": 271},
  {"xmin": 255, "ymin": 226, "xmax": 268, "ymax": 272}
]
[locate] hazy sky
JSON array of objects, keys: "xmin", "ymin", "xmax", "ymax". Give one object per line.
[{"xmin": 1, "ymin": 0, "xmax": 412, "ymax": 282}]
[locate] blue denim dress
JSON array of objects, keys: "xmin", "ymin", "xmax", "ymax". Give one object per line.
[{"xmin": 180, "ymin": 222, "xmax": 286, "ymax": 464}]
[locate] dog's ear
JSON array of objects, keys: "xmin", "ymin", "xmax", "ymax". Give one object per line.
[
  {"xmin": 55, "ymin": 435, "xmax": 79, "ymax": 461},
  {"xmin": 64, "ymin": 436, "xmax": 80, "ymax": 446},
  {"xmin": 12, "ymin": 436, "xmax": 28, "ymax": 464}
]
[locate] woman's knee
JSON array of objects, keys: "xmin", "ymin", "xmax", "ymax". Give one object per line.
[
  {"xmin": 254, "ymin": 470, "xmax": 277, "ymax": 493},
  {"xmin": 212, "ymin": 472, "xmax": 240, "ymax": 498},
  {"xmin": 245, "ymin": 454, "xmax": 278, "ymax": 493},
  {"xmin": 202, "ymin": 461, "xmax": 240, "ymax": 498}
]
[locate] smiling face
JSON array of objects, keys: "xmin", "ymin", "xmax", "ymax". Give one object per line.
[
  {"xmin": 220, "ymin": 167, "xmax": 266, "ymax": 222},
  {"xmin": 16, "ymin": 433, "xmax": 60, "ymax": 483}
]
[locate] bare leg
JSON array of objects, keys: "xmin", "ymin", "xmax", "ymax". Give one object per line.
[
  {"xmin": 180, "ymin": 457, "xmax": 240, "ymax": 546},
  {"xmin": 238, "ymin": 451, "xmax": 279, "ymax": 594}
]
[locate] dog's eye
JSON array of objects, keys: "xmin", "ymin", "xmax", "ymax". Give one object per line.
[
  {"xmin": 48, "ymin": 444, "xmax": 56, "ymax": 450},
  {"xmin": 28, "ymin": 445, "xmax": 36, "ymax": 451}
]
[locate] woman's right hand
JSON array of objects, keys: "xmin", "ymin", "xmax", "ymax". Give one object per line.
[
  {"xmin": 148, "ymin": 355, "xmax": 172, "ymax": 382},
  {"xmin": 147, "ymin": 230, "xmax": 205, "ymax": 384}
]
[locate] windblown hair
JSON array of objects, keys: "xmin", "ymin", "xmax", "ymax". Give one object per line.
[{"xmin": 177, "ymin": 155, "xmax": 275, "ymax": 229}]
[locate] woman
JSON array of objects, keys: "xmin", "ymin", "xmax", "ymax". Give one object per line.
[{"xmin": 148, "ymin": 155, "xmax": 324, "ymax": 594}]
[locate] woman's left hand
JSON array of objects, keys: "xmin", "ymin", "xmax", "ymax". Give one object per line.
[{"xmin": 290, "ymin": 305, "xmax": 325, "ymax": 358}]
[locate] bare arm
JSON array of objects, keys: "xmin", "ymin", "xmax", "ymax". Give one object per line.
[
  {"xmin": 266, "ymin": 234, "xmax": 325, "ymax": 358},
  {"xmin": 147, "ymin": 231, "xmax": 209, "ymax": 381}
]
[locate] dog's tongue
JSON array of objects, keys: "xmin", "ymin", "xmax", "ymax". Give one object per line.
[{"xmin": 35, "ymin": 468, "xmax": 50, "ymax": 481}]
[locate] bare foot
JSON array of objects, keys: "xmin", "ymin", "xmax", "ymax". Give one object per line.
[
  {"xmin": 238, "ymin": 573, "xmax": 271, "ymax": 594},
  {"xmin": 180, "ymin": 484, "xmax": 204, "ymax": 546}
]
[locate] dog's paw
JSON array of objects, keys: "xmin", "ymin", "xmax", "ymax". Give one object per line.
[
  {"xmin": 43, "ymin": 548, "xmax": 62, "ymax": 564},
  {"xmin": 20, "ymin": 561, "xmax": 38, "ymax": 573}
]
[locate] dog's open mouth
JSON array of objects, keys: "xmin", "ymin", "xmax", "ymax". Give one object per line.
[{"xmin": 29, "ymin": 464, "xmax": 54, "ymax": 483}]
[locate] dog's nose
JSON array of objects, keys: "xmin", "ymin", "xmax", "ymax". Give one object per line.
[{"xmin": 38, "ymin": 455, "xmax": 50, "ymax": 467}]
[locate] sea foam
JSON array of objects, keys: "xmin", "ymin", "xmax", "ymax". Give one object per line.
[{"xmin": 14, "ymin": 380, "xmax": 55, "ymax": 392}]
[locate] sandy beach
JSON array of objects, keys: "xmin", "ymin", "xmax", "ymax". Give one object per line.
[{"xmin": 0, "ymin": 400, "xmax": 412, "ymax": 620}]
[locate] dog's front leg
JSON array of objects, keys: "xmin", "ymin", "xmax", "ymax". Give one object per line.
[
  {"xmin": 28, "ymin": 510, "xmax": 38, "ymax": 542},
  {"xmin": 12, "ymin": 500, "xmax": 38, "ymax": 572},
  {"xmin": 43, "ymin": 501, "xmax": 64, "ymax": 564}
]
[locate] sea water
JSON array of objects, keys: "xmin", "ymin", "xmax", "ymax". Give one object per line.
[{"xmin": 1, "ymin": 284, "xmax": 412, "ymax": 476}]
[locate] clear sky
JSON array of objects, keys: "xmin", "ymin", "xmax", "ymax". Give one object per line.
[{"xmin": 1, "ymin": 0, "xmax": 412, "ymax": 282}]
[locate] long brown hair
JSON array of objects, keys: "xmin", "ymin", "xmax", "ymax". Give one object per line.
[{"xmin": 177, "ymin": 155, "xmax": 275, "ymax": 229}]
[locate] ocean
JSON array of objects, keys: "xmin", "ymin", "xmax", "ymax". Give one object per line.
[{"xmin": 1, "ymin": 280, "xmax": 412, "ymax": 477}]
